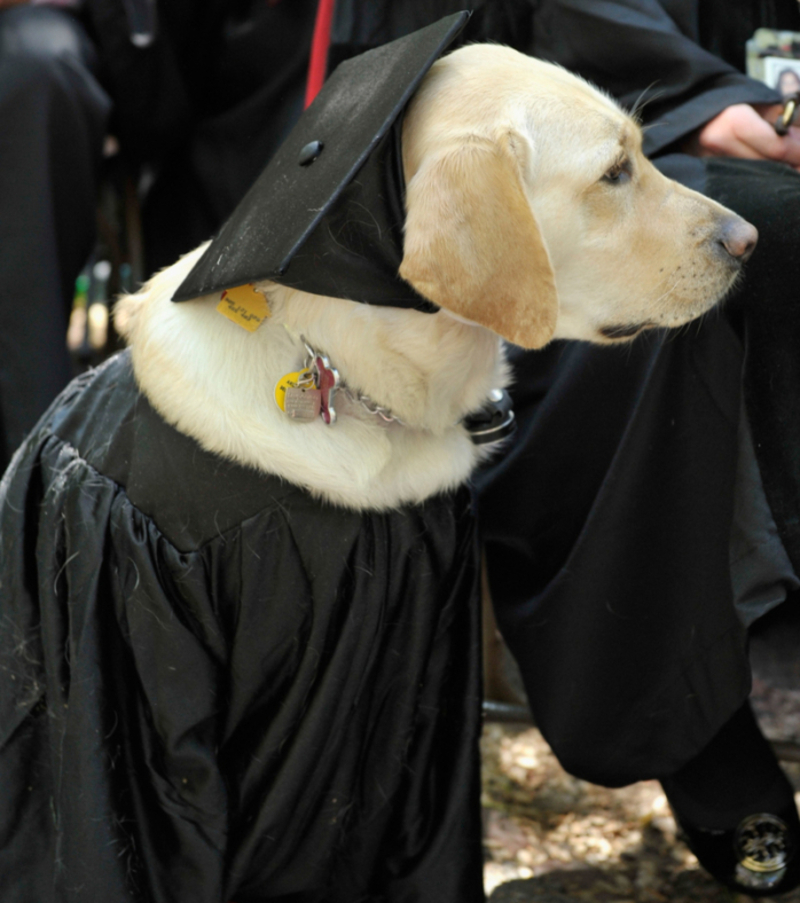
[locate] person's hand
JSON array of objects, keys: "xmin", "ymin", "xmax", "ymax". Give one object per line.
[{"xmin": 684, "ymin": 103, "xmax": 800, "ymax": 170}]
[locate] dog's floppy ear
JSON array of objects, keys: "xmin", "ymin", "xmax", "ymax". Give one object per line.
[{"xmin": 400, "ymin": 133, "xmax": 558, "ymax": 349}]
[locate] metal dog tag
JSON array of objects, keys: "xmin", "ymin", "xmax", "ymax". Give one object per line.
[{"xmin": 284, "ymin": 386, "xmax": 322, "ymax": 421}]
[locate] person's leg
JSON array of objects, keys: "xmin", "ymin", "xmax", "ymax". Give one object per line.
[
  {"xmin": 729, "ymin": 402, "xmax": 799, "ymax": 629},
  {"xmin": 478, "ymin": 316, "xmax": 748, "ymax": 787},
  {"xmin": 705, "ymin": 157, "xmax": 800, "ymax": 578},
  {"xmin": 656, "ymin": 156, "xmax": 800, "ymax": 896},
  {"xmin": 478, "ymin": 154, "xmax": 800, "ymax": 894},
  {"xmin": 0, "ymin": 6, "xmax": 109, "ymax": 469}
]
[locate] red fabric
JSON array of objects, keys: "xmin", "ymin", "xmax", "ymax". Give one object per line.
[{"xmin": 304, "ymin": 0, "xmax": 336, "ymax": 108}]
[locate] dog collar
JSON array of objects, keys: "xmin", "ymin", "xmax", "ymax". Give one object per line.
[
  {"xmin": 274, "ymin": 338, "xmax": 403, "ymax": 426},
  {"xmin": 463, "ymin": 389, "xmax": 516, "ymax": 446},
  {"xmin": 274, "ymin": 338, "xmax": 515, "ymax": 445}
]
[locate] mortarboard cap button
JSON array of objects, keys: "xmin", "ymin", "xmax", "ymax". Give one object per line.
[
  {"xmin": 171, "ymin": 12, "xmax": 470, "ymax": 310},
  {"xmin": 299, "ymin": 141, "xmax": 324, "ymax": 166}
]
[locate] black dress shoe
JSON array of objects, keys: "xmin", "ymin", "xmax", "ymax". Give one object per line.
[
  {"xmin": 676, "ymin": 808, "xmax": 800, "ymax": 896},
  {"xmin": 661, "ymin": 702, "xmax": 800, "ymax": 896}
]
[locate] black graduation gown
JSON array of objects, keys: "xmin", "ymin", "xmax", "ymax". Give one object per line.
[
  {"xmin": 478, "ymin": 0, "xmax": 800, "ymax": 785},
  {"xmin": 0, "ymin": 351, "xmax": 485, "ymax": 903},
  {"xmin": 527, "ymin": 0, "xmax": 791, "ymax": 164}
]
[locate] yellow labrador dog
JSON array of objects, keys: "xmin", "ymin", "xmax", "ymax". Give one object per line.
[
  {"xmin": 118, "ymin": 44, "xmax": 754, "ymax": 512},
  {"xmin": 0, "ymin": 35, "xmax": 756, "ymax": 903}
]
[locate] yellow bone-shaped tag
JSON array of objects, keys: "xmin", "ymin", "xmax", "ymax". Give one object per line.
[{"xmin": 217, "ymin": 283, "xmax": 271, "ymax": 332}]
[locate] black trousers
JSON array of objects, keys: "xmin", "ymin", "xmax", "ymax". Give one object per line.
[
  {"xmin": 0, "ymin": 6, "xmax": 109, "ymax": 471},
  {"xmin": 478, "ymin": 157, "xmax": 800, "ymax": 787}
]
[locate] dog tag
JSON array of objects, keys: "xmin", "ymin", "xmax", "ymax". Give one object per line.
[
  {"xmin": 217, "ymin": 283, "xmax": 271, "ymax": 332},
  {"xmin": 284, "ymin": 386, "xmax": 322, "ymax": 421},
  {"xmin": 274, "ymin": 368, "xmax": 314, "ymax": 412}
]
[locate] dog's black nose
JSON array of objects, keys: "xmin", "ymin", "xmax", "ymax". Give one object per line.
[{"xmin": 719, "ymin": 216, "xmax": 758, "ymax": 263}]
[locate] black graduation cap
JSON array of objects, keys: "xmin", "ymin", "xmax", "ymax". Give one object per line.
[{"xmin": 172, "ymin": 12, "xmax": 471, "ymax": 311}]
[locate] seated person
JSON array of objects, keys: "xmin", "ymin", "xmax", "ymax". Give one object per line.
[{"xmin": 478, "ymin": 0, "xmax": 800, "ymax": 895}]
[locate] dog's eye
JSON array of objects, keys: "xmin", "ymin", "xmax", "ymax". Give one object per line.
[{"xmin": 602, "ymin": 159, "xmax": 632, "ymax": 185}]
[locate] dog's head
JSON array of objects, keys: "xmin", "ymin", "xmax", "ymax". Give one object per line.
[{"xmin": 400, "ymin": 44, "xmax": 757, "ymax": 348}]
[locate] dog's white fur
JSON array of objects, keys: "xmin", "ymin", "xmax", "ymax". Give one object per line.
[{"xmin": 117, "ymin": 45, "xmax": 753, "ymax": 511}]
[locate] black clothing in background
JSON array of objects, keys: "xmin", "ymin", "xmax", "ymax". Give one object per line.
[
  {"xmin": 0, "ymin": 6, "xmax": 109, "ymax": 471},
  {"xmin": 110, "ymin": 0, "xmax": 320, "ymax": 271},
  {"xmin": 709, "ymin": 157, "xmax": 800, "ymax": 579},
  {"xmin": 528, "ymin": 0, "xmax": 790, "ymax": 180},
  {"xmin": 697, "ymin": 0, "xmax": 800, "ymax": 71},
  {"xmin": 106, "ymin": 0, "xmax": 534, "ymax": 272},
  {"xmin": 0, "ymin": 351, "xmax": 484, "ymax": 903}
]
